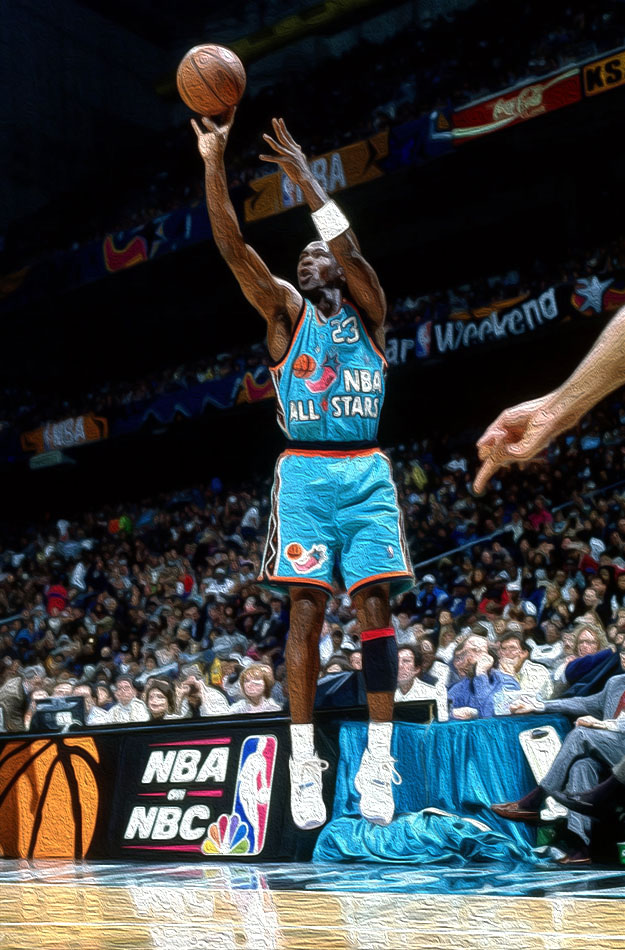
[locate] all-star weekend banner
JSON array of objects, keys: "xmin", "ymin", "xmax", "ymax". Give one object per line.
[{"xmin": 385, "ymin": 273, "xmax": 625, "ymax": 366}]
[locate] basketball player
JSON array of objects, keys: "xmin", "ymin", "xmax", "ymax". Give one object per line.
[{"xmin": 192, "ymin": 111, "xmax": 413, "ymax": 829}]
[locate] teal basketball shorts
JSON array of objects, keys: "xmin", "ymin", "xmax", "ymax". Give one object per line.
[{"xmin": 259, "ymin": 446, "xmax": 414, "ymax": 598}]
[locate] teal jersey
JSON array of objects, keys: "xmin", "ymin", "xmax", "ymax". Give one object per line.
[{"xmin": 270, "ymin": 298, "xmax": 387, "ymax": 443}]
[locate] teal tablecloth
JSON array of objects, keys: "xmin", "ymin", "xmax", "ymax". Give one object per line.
[{"xmin": 313, "ymin": 714, "xmax": 571, "ymax": 864}]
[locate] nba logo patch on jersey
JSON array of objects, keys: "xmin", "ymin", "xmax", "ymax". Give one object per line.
[
  {"xmin": 304, "ymin": 353, "xmax": 339, "ymax": 394},
  {"xmin": 201, "ymin": 735, "xmax": 277, "ymax": 857},
  {"xmin": 285, "ymin": 542, "xmax": 328, "ymax": 573}
]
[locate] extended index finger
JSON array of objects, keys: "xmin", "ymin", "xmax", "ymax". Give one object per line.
[{"xmin": 473, "ymin": 453, "xmax": 507, "ymax": 495}]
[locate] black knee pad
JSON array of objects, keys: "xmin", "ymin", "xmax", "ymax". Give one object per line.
[{"xmin": 361, "ymin": 628, "xmax": 398, "ymax": 692}]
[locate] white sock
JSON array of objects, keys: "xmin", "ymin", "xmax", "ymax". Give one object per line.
[
  {"xmin": 367, "ymin": 721, "xmax": 393, "ymax": 757},
  {"xmin": 290, "ymin": 723, "xmax": 316, "ymax": 760}
]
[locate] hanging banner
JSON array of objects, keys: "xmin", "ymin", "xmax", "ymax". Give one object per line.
[
  {"xmin": 244, "ymin": 131, "xmax": 389, "ymax": 223},
  {"xmin": 582, "ymin": 50, "xmax": 625, "ymax": 97},
  {"xmin": 451, "ymin": 68, "xmax": 581, "ymax": 142},
  {"xmin": 570, "ymin": 272, "xmax": 625, "ymax": 315},
  {"xmin": 386, "ymin": 285, "xmax": 571, "ymax": 365},
  {"xmin": 20, "ymin": 413, "xmax": 108, "ymax": 455}
]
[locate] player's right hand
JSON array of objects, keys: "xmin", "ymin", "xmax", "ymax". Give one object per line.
[{"xmin": 191, "ymin": 108, "xmax": 236, "ymax": 160}]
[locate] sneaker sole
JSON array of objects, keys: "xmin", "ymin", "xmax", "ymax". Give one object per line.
[{"xmin": 293, "ymin": 816, "xmax": 326, "ymax": 830}]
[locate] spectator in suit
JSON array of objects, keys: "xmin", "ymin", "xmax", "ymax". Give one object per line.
[{"xmin": 491, "ymin": 644, "xmax": 625, "ymax": 864}]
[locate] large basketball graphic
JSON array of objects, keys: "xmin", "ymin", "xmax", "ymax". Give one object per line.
[{"xmin": 0, "ymin": 737, "xmax": 100, "ymax": 858}]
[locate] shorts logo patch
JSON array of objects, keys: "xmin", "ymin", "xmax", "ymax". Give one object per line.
[
  {"xmin": 387, "ymin": 545, "xmax": 394, "ymax": 559},
  {"xmin": 285, "ymin": 542, "xmax": 328, "ymax": 573}
]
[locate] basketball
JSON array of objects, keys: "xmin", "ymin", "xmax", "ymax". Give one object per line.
[
  {"xmin": 176, "ymin": 44, "xmax": 246, "ymax": 116},
  {"xmin": 0, "ymin": 737, "xmax": 100, "ymax": 858},
  {"xmin": 293, "ymin": 354, "xmax": 317, "ymax": 378},
  {"xmin": 286, "ymin": 542, "xmax": 303, "ymax": 560}
]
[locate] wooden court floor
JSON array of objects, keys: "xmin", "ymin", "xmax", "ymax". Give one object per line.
[{"xmin": 1, "ymin": 860, "xmax": 625, "ymax": 949}]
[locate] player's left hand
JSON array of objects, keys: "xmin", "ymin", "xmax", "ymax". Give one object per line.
[{"xmin": 260, "ymin": 118, "xmax": 310, "ymax": 184}]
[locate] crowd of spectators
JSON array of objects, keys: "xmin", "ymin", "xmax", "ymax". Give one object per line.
[
  {"xmin": 1, "ymin": 230, "xmax": 622, "ymax": 438},
  {"xmin": 3, "ymin": 0, "xmax": 623, "ymax": 269},
  {"xmin": 3, "ymin": 377, "xmax": 625, "ymax": 735}
]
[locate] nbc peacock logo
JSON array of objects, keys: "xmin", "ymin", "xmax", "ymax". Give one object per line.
[{"xmin": 201, "ymin": 735, "xmax": 277, "ymax": 857}]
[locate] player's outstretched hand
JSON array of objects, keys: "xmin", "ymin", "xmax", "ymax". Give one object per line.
[
  {"xmin": 259, "ymin": 117, "xmax": 310, "ymax": 185},
  {"xmin": 473, "ymin": 393, "xmax": 558, "ymax": 495},
  {"xmin": 191, "ymin": 107, "xmax": 236, "ymax": 162}
]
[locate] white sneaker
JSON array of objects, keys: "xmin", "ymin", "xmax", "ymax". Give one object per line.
[
  {"xmin": 354, "ymin": 747, "xmax": 402, "ymax": 826},
  {"xmin": 289, "ymin": 755, "xmax": 329, "ymax": 830}
]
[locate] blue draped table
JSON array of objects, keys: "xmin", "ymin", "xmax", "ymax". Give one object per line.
[{"xmin": 314, "ymin": 714, "xmax": 571, "ymax": 864}]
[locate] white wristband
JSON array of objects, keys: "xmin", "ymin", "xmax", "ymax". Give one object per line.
[{"xmin": 311, "ymin": 200, "xmax": 350, "ymax": 242}]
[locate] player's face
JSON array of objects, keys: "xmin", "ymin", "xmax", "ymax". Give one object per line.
[{"xmin": 297, "ymin": 242, "xmax": 343, "ymax": 291}]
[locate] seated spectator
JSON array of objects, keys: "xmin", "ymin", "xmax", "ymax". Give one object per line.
[
  {"xmin": 177, "ymin": 663, "xmax": 230, "ymax": 718},
  {"xmin": 0, "ymin": 664, "xmax": 46, "ymax": 732},
  {"xmin": 95, "ymin": 681, "xmax": 115, "ymax": 711},
  {"xmin": 228, "ymin": 664, "xmax": 282, "ymax": 714},
  {"xmin": 497, "ymin": 628, "xmax": 554, "ymax": 700},
  {"xmin": 23, "ymin": 686, "xmax": 51, "ymax": 731},
  {"xmin": 491, "ymin": 643, "xmax": 625, "ymax": 865},
  {"xmin": 72, "ymin": 682, "xmax": 109, "ymax": 726},
  {"xmin": 107, "ymin": 674, "xmax": 149, "ymax": 724},
  {"xmin": 393, "ymin": 609, "xmax": 419, "ymax": 644},
  {"xmin": 419, "ymin": 636, "xmax": 452, "ymax": 687},
  {"xmin": 448, "ymin": 633, "xmax": 521, "ymax": 720},
  {"xmin": 144, "ymin": 677, "xmax": 180, "ymax": 721},
  {"xmin": 554, "ymin": 622, "xmax": 608, "ymax": 686},
  {"xmin": 320, "ymin": 654, "xmax": 353, "ymax": 676},
  {"xmin": 394, "ymin": 645, "xmax": 448, "ymax": 721}
]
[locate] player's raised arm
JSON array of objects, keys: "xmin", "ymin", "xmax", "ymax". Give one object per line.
[
  {"xmin": 260, "ymin": 118, "xmax": 386, "ymax": 326},
  {"xmin": 474, "ymin": 303, "xmax": 625, "ymax": 494},
  {"xmin": 192, "ymin": 112, "xmax": 302, "ymax": 344}
]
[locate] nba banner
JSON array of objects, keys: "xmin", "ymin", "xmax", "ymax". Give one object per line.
[
  {"xmin": 114, "ymin": 729, "xmax": 283, "ymax": 859},
  {"xmin": 20, "ymin": 413, "xmax": 108, "ymax": 455},
  {"xmin": 451, "ymin": 67, "xmax": 581, "ymax": 143},
  {"xmin": 244, "ymin": 131, "xmax": 389, "ymax": 223},
  {"xmin": 0, "ymin": 717, "xmax": 322, "ymax": 862}
]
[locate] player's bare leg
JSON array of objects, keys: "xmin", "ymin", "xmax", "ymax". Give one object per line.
[
  {"xmin": 352, "ymin": 584, "xmax": 401, "ymax": 825},
  {"xmin": 286, "ymin": 585, "xmax": 329, "ymax": 829}
]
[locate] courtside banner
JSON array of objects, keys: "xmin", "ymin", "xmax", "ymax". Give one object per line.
[
  {"xmin": 582, "ymin": 50, "xmax": 625, "ymax": 97},
  {"xmin": 20, "ymin": 413, "xmax": 108, "ymax": 454},
  {"xmin": 244, "ymin": 131, "xmax": 389, "ymax": 223},
  {"xmin": 111, "ymin": 725, "xmax": 289, "ymax": 861},
  {"xmin": 0, "ymin": 717, "xmax": 334, "ymax": 862},
  {"xmin": 451, "ymin": 68, "xmax": 581, "ymax": 143}
]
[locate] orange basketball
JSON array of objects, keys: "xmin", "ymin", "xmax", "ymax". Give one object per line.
[
  {"xmin": 176, "ymin": 44, "xmax": 246, "ymax": 116},
  {"xmin": 0, "ymin": 737, "xmax": 100, "ymax": 858},
  {"xmin": 286, "ymin": 542, "xmax": 303, "ymax": 560},
  {"xmin": 293, "ymin": 354, "xmax": 316, "ymax": 378}
]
